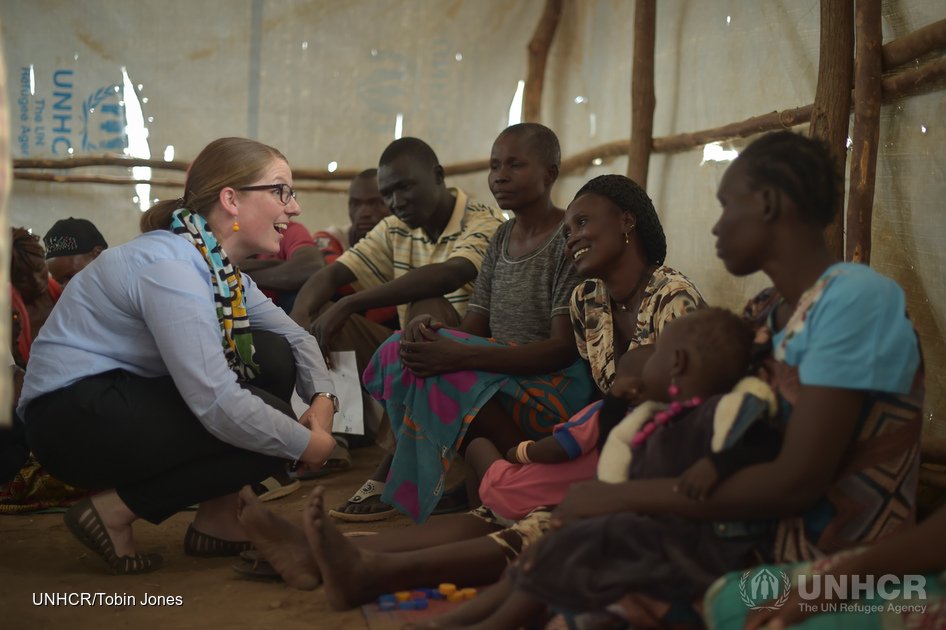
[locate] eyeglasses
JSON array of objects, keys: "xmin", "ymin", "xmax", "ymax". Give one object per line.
[{"xmin": 238, "ymin": 183, "xmax": 297, "ymax": 205}]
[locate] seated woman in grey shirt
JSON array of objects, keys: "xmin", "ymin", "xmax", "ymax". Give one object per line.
[
  {"xmin": 17, "ymin": 137, "xmax": 338, "ymax": 575},
  {"xmin": 330, "ymin": 123, "xmax": 595, "ymax": 524}
]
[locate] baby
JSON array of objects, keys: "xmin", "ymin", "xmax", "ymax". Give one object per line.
[
  {"xmin": 468, "ymin": 307, "xmax": 781, "ymax": 523},
  {"xmin": 597, "ymin": 307, "xmax": 781, "ymax": 501}
]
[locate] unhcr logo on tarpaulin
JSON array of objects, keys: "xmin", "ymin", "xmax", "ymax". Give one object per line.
[
  {"xmin": 737, "ymin": 566, "xmax": 931, "ymax": 615},
  {"xmin": 738, "ymin": 567, "xmax": 791, "ymax": 610}
]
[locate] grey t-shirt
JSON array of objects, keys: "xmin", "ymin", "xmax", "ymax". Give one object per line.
[{"xmin": 467, "ymin": 219, "xmax": 579, "ymax": 345}]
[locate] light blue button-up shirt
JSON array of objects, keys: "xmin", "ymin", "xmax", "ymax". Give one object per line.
[{"xmin": 18, "ymin": 230, "xmax": 334, "ymax": 461}]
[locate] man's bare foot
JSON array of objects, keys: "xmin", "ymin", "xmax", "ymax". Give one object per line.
[
  {"xmin": 236, "ymin": 486, "xmax": 320, "ymax": 590},
  {"xmin": 304, "ymin": 486, "xmax": 384, "ymax": 610}
]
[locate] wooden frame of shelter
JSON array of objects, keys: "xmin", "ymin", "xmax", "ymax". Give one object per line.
[
  {"xmin": 12, "ymin": 3, "xmax": 945, "ymax": 257},
  {"xmin": 9, "ymin": 2, "xmax": 946, "ymax": 268}
]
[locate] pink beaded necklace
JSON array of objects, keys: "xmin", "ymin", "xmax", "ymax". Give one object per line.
[{"xmin": 630, "ymin": 395, "xmax": 703, "ymax": 448}]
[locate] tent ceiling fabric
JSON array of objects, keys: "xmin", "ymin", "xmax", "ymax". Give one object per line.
[{"xmin": 2, "ymin": 0, "xmax": 944, "ymax": 440}]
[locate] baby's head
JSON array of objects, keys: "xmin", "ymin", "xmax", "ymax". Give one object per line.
[{"xmin": 641, "ymin": 308, "xmax": 754, "ymax": 402}]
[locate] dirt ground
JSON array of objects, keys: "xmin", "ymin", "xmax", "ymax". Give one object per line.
[{"xmin": 0, "ymin": 446, "xmax": 416, "ymax": 629}]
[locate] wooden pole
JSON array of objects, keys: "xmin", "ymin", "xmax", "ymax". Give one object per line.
[
  {"xmin": 808, "ymin": 0, "xmax": 854, "ymax": 260},
  {"xmin": 653, "ymin": 106, "xmax": 815, "ymax": 153},
  {"xmin": 12, "ymin": 171, "xmax": 347, "ymax": 193},
  {"xmin": 14, "ymin": 156, "xmax": 190, "ymax": 171},
  {"xmin": 0, "ymin": 42, "xmax": 11, "ymax": 428},
  {"xmin": 882, "ymin": 55, "xmax": 946, "ymax": 94},
  {"xmin": 883, "ymin": 17, "xmax": 946, "ymax": 69},
  {"xmin": 558, "ymin": 54, "xmax": 943, "ymax": 174},
  {"xmin": 560, "ymin": 105, "xmax": 815, "ymax": 174},
  {"xmin": 627, "ymin": 0, "xmax": 657, "ymax": 187},
  {"xmin": 846, "ymin": 0, "xmax": 883, "ymax": 264},
  {"xmin": 14, "ymin": 172, "xmax": 184, "ymax": 187},
  {"xmin": 523, "ymin": 0, "xmax": 563, "ymax": 123}
]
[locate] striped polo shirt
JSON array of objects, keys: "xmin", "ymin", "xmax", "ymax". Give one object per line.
[{"xmin": 336, "ymin": 188, "xmax": 505, "ymax": 327}]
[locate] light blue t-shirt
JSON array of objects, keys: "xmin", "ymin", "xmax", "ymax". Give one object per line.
[
  {"xmin": 18, "ymin": 230, "xmax": 334, "ymax": 461},
  {"xmin": 772, "ymin": 262, "xmax": 919, "ymax": 394}
]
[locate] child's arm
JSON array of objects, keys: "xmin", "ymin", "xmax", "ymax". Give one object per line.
[
  {"xmin": 506, "ymin": 400, "xmax": 608, "ymax": 466},
  {"xmin": 676, "ymin": 422, "xmax": 781, "ymax": 501},
  {"xmin": 674, "ymin": 457, "xmax": 720, "ymax": 501},
  {"xmin": 505, "ymin": 436, "xmax": 569, "ymax": 465},
  {"xmin": 610, "ymin": 374, "xmax": 647, "ymax": 405}
]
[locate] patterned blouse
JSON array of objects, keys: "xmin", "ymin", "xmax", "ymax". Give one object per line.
[{"xmin": 569, "ymin": 265, "xmax": 705, "ymax": 394}]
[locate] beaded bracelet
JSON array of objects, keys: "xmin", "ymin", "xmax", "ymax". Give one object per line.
[{"xmin": 516, "ymin": 440, "xmax": 535, "ymax": 464}]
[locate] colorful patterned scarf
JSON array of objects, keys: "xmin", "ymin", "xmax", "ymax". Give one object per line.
[{"xmin": 170, "ymin": 208, "xmax": 259, "ymax": 380}]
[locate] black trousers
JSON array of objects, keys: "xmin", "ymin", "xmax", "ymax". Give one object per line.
[{"xmin": 24, "ymin": 330, "xmax": 296, "ymax": 523}]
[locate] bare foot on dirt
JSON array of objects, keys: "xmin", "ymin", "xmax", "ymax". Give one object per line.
[
  {"xmin": 236, "ymin": 486, "xmax": 320, "ymax": 590},
  {"xmin": 304, "ymin": 486, "xmax": 382, "ymax": 610}
]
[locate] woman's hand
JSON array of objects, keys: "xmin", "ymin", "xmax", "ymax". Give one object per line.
[
  {"xmin": 550, "ymin": 480, "xmax": 627, "ymax": 529},
  {"xmin": 402, "ymin": 314, "xmax": 444, "ymax": 343},
  {"xmin": 299, "ymin": 395, "xmax": 335, "ymax": 433},
  {"xmin": 297, "ymin": 395, "xmax": 337, "ymax": 468},
  {"xmin": 399, "ymin": 329, "xmax": 472, "ymax": 377}
]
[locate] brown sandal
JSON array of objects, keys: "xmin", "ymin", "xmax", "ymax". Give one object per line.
[
  {"xmin": 184, "ymin": 524, "xmax": 252, "ymax": 557},
  {"xmin": 63, "ymin": 498, "xmax": 162, "ymax": 574}
]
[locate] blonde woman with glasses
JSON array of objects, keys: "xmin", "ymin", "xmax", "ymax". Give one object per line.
[{"xmin": 18, "ymin": 137, "xmax": 337, "ymax": 575}]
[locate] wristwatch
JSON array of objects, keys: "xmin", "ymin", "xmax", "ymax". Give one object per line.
[{"xmin": 312, "ymin": 391, "xmax": 339, "ymax": 413}]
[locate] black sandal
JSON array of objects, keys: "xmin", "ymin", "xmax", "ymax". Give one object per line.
[
  {"xmin": 231, "ymin": 549, "xmax": 319, "ymax": 590},
  {"xmin": 184, "ymin": 524, "xmax": 252, "ymax": 557},
  {"xmin": 63, "ymin": 498, "xmax": 162, "ymax": 575},
  {"xmin": 231, "ymin": 555, "xmax": 283, "ymax": 582}
]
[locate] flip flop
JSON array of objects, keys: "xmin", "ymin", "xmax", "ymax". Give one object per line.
[
  {"xmin": 291, "ymin": 442, "xmax": 353, "ymax": 481},
  {"xmin": 231, "ymin": 556, "xmax": 282, "ymax": 582},
  {"xmin": 328, "ymin": 479, "xmax": 398, "ymax": 522},
  {"xmin": 326, "ymin": 440, "xmax": 353, "ymax": 472},
  {"xmin": 232, "ymin": 528, "xmax": 379, "ymax": 584},
  {"xmin": 252, "ymin": 470, "xmax": 302, "ymax": 502},
  {"xmin": 431, "ymin": 483, "xmax": 470, "ymax": 516},
  {"xmin": 230, "ymin": 557, "xmax": 320, "ymax": 590},
  {"xmin": 63, "ymin": 498, "xmax": 162, "ymax": 574}
]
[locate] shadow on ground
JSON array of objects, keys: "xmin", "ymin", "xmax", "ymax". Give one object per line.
[{"xmin": 0, "ymin": 445, "xmax": 413, "ymax": 629}]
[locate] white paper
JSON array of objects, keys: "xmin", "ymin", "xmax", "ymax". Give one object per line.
[{"xmin": 291, "ymin": 350, "xmax": 365, "ymax": 436}]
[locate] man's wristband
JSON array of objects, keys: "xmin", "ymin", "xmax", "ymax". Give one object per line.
[{"xmin": 311, "ymin": 391, "xmax": 339, "ymax": 413}]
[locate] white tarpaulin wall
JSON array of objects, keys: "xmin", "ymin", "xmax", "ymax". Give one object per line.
[{"xmin": 2, "ymin": 0, "xmax": 944, "ymax": 444}]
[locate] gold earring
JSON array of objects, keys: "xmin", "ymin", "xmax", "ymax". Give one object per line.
[
  {"xmin": 232, "ymin": 221, "xmax": 240, "ymax": 232},
  {"xmin": 624, "ymin": 232, "xmax": 631, "ymax": 244}
]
